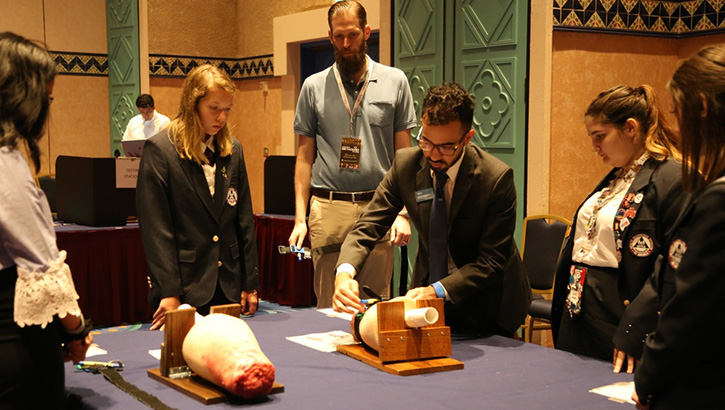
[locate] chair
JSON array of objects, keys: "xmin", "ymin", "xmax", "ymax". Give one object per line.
[
  {"xmin": 519, "ymin": 214, "xmax": 571, "ymax": 343},
  {"xmin": 36, "ymin": 174, "xmax": 57, "ymax": 215}
]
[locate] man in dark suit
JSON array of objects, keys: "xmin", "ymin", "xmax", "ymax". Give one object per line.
[{"xmin": 333, "ymin": 83, "xmax": 531, "ymax": 336}]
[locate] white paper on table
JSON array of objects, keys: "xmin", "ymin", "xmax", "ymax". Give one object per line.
[
  {"xmin": 589, "ymin": 381, "xmax": 636, "ymax": 404},
  {"xmin": 84, "ymin": 344, "xmax": 107, "ymax": 358},
  {"xmin": 286, "ymin": 330, "xmax": 357, "ymax": 353},
  {"xmin": 148, "ymin": 349, "xmax": 161, "ymax": 360},
  {"xmin": 317, "ymin": 307, "xmax": 353, "ymax": 322}
]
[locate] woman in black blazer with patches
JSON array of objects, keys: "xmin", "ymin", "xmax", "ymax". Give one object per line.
[
  {"xmin": 137, "ymin": 65, "xmax": 259, "ymax": 330},
  {"xmin": 551, "ymin": 85, "xmax": 684, "ymax": 373},
  {"xmin": 633, "ymin": 44, "xmax": 725, "ymax": 410}
]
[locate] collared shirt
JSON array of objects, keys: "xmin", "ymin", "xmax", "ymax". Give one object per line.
[
  {"xmin": 122, "ymin": 111, "xmax": 171, "ymax": 141},
  {"xmin": 293, "ymin": 56, "xmax": 417, "ymax": 192},
  {"xmin": 572, "ymin": 175, "xmax": 635, "ymax": 268}
]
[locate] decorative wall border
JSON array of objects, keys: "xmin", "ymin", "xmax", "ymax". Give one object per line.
[
  {"xmin": 149, "ymin": 54, "xmax": 274, "ymax": 79},
  {"xmin": 554, "ymin": 0, "xmax": 725, "ymax": 36},
  {"xmin": 52, "ymin": 52, "xmax": 274, "ymax": 79},
  {"xmin": 53, "ymin": 52, "xmax": 109, "ymax": 76}
]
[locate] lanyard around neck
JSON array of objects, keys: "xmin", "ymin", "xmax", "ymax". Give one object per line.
[{"xmin": 332, "ymin": 56, "xmax": 373, "ymax": 136}]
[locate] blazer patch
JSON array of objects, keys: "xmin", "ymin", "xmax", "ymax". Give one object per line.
[
  {"xmin": 226, "ymin": 187, "xmax": 238, "ymax": 206},
  {"xmin": 629, "ymin": 233, "xmax": 654, "ymax": 258},
  {"xmin": 415, "ymin": 188, "xmax": 435, "ymax": 203},
  {"xmin": 668, "ymin": 239, "xmax": 687, "ymax": 270}
]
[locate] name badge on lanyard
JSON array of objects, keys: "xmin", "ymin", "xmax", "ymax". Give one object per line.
[
  {"xmin": 340, "ymin": 137, "xmax": 361, "ymax": 169},
  {"xmin": 333, "ymin": 57, "xmax": 372, "ymax": 171}
]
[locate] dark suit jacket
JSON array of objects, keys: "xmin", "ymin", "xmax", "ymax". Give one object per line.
[
  {"xmin": 136, "ymin": 131, "xmax": 259, "ymax": 307},
  {"xmin": 338, "ymin": 145, "xmax": 531, "ymax": 335},
  {"xmin": 551, "ymin": 158, "xmax": 683, "ymax": 354},
  {"xmin": 634, "ymin": 178, "xmax": 725, "ymax": 408}
]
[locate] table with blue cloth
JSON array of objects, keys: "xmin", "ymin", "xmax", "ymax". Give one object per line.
[{"xmin": 65, "ymin": 302, "xmax": 633, "ymax": 410}]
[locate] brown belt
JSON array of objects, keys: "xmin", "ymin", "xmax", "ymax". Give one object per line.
[{"xmin": 311, "ymin": 187, "xmax": 375, "ymax": 202}]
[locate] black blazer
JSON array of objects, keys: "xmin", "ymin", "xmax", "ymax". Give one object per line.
[
  {"xmin": 634, "ymin": 178, "xmax": 725, "ymax": 408},
  {"xmin": 338, "ymin": 145, "xmax": 532, "ymax": 335},
  {"xmin": 136, "ymin": 131, "xmax": 259, "ymax": 307},
  {"xmin": 551, "ymin": 158, "xmax": 683, "ymax": 350}
]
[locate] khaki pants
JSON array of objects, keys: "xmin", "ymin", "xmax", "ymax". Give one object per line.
[{"xmin": 308, "ymin": 196, "xmax": 393, "ymax": 308}]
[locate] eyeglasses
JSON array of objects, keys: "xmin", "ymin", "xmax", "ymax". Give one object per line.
[{"xmin": 416, "ymin": 128, "xmax": 466, "ymax": 156}]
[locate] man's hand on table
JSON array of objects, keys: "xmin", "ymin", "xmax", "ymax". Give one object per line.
[
  {"xmin": 405, "ymin": 285, "xmax": 437, "ymax": 300},
  {"xmin": 333, "ymin": 272, "xmax": 363, "ymax": 314}
]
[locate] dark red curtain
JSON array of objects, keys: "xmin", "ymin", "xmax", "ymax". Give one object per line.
[
  {"xmin": 57, "ymin": 226, "xmax": 153, "ymax": 327},
  {"xmin": 254, "ymin": 214, "xmax": 316, "ymax": 307}
]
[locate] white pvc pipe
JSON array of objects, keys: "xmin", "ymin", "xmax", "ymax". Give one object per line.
[
  {"xmin": 404, "ymin": 307, "xmax": 439, "ymax": 328},
  {"xmin": 178, "ymin": 303, "xmax": 205, "ymax": 323}
]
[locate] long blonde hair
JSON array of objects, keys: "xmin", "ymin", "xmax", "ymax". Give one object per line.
[
  {"xmin": 585, "ymin": 85, "xmax": 681, "ymax": 163},
  {"xmin": 168, "ymin": 64, "xmax": 234, "ymax": 165}
]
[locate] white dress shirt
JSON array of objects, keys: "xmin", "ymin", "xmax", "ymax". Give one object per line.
[{"xmin": 122, "ymin": 111, "xmax": 170, "ymax": 140}]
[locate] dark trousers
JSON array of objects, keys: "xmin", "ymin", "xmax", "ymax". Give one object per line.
[
  {"xmin": 0, "ymin": 266, "xmax": 65, "ymax": 410},
  {"xmin": 556, "ymin": 265, "xmax": 624, "ymax": 361}
]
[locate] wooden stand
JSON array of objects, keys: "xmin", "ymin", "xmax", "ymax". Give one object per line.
[
  {"xmin": 337, "ymin": 298, "xmax": 464, "ymax": 376},
  {"xmin": 147, "ymin": 304, "xmax": 284, "ymax": 404}
]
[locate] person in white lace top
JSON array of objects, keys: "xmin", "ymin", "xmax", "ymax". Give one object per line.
[{"xmin": 0, "ymin": 31, "xmax": 92, "ymax": 409}]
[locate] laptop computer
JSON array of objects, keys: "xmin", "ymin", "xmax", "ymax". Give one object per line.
[{"xmin": 121, "ymin": 139, "xmax": 146, "ymax": 157}]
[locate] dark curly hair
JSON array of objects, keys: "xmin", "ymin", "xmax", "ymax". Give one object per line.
[
  {"xmin": 135, "ymin": 94, "xmax": 155, "ymax": 109},
  {"xmin": 0, "ymin": 31, "xmax": 56, "ymax": 172},
  {"xmin": 421, "ymin": 83, "xmax": 475, "ymax": 131}
]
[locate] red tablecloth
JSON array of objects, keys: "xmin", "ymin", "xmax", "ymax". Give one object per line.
[
  {"xmin": 55, "ymin": 214, "xmax": 316, "ymax": 328},
  {"xmin": 254, "ymin": 214, "xmax": 316, "ymax": 307},
  {"xmin": 55, "ymin": 224, "xmax": 153, "ymax": 327}
]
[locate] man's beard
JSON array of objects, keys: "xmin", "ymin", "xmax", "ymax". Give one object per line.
[{"xmin": 334, "ymin": 40, "xmax": 367, "ymax": 78}]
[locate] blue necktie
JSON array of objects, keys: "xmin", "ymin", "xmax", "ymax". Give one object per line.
[{"xmin": 428, "ymin": 172, "xmax": 448, "ymax": 284}]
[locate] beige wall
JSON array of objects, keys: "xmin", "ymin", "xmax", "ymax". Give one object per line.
[
  {"xmin": 231, "ymin": 77, "xmax": 283, "ymax": 213},
  {"xmin": 237, "ymin": 0, "xmax": 330, "ymax": 57},
  {"xmin": 0, "ymin": 0, "xmax": 109, "ymax": 175},
  {"xmin": 549, "ymin": 31, "xmax": 725, "ymax": 221},
  {"xmin": 0, "ymin": 0, "xmax": 45, "ymax": 42},
  {"xmin": 148, "ymin": 0, "xmax": 238, "ymax": 57},
  {"xmin": 48, "ymin": 76, "xmax": 110, "ymax": 161},
  {"xmin": 44, "ymin": 0, "xmax": 107, "ymax": 53}
]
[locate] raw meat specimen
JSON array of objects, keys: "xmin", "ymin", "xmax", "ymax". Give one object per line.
[{"xmin": 183, "ymin": 314, "xmax": 275, "ymax": 398}]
